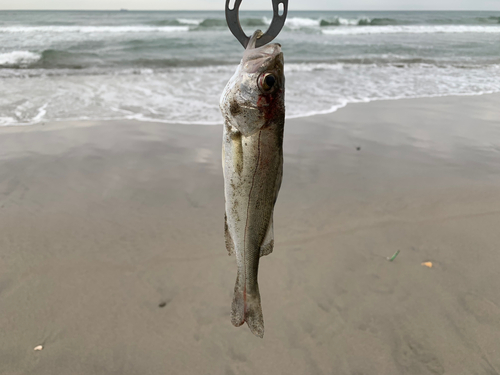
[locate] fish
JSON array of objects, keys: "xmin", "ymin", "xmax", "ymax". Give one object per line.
[{"xmin": 220, "ymin": 30, "xmax": 285, "ymax": 338}]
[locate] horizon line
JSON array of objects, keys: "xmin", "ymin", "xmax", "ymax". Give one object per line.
[{"xmin": 0, "ymin": 9, "xmax": 499, "ymax": 12}]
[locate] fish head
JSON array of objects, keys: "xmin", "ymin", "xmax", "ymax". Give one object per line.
[{"xmin": 220, "ymin": 31, "xmax": 285, "ymax": 137}]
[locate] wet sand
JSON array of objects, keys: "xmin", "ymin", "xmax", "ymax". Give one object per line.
[{"xmin": 1, "ymin": 94, "xmax": 500, "ymax": 374}]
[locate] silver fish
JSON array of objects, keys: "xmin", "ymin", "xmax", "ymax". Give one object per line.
[{"xmin": 220, "ymin": 31, "xmax": 285, "ymax": 338}]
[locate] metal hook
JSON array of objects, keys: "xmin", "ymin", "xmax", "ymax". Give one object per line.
[{"xmin": 225, "ymin": 0, "xmax": 288, "ymax": 49}]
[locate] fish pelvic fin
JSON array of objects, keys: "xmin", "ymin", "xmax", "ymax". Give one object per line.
[
  {"xmin": 224, "ymin": 214, "xmax": 235, "ymax": 256},
  {"xmin": 259, "ymin": 215, "xmax": 274, "ymax": 257},
  {"xmin": 231, "ymin": 273, "xmax": 264, "ymax": 338}
]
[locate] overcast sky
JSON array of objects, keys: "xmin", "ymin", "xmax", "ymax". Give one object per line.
[{"xmin": 1, "ymin": 0, "xmax": 499, "ymax": 11}]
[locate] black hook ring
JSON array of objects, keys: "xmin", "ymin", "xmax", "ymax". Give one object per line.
[{"xmin": 225, "ymin": 0, "xmax": 288, "ymax": 49}]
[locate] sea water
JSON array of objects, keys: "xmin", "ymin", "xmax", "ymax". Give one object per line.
[{"xmin": 1, "ymin": 10, "xmax": 500, "ymax": 126}]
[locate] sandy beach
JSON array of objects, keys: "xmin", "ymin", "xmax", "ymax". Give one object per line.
[{"xmin": 1, "ymin": 93, "xmax": 500, "ymax": 374}]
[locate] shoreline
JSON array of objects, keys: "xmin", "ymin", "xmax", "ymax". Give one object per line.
[
  {"xmin": 2, "ymin": 91, "xmax": 500, "ymax": 130},
  {"xmin": 1, "ymin": 93, "xmax": 500, "ymax": 374}
]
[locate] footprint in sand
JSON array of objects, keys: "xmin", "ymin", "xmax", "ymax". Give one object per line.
[
  {"xmin": 458, "ymin": 293, "xmax": 500, "ymax": 325},
  {"xmin": 392, "ymin": 334, "xmax": 444, "ymax": 375}
]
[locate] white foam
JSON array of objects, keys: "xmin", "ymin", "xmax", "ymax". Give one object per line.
[
  {"xmin": 0, "ymin": 51, "xmax": 41, "ymax": 66},
  {"xmin": 322, "ymin": 25, "xmax": 500, "ymax": 35},
  {"xmin": 285, "ymin": 17, "xmax": 320, "ymax": 28},
  {"xmin": 0, "ymin": 26, "xmax": 190, "ymax": 33},
  {"xmin": 0, "ymin": 116, "xmax": 18, "ymax": 126},
  {"xmin": 1, "ymin": 63, "xmax": 500, "ymax": 126},
  {"xmin": 32, "ymin": 103, "xmax": 48, "ymax": 122},
  {"xmin": 177, "ymin": 18, "xmax": 202, "ymax": 25},
  {"xmin": 275, "ymin": 16, "xmax": 367, "ymax": 28},
  {"xmin": 285, "ymin": 63, "xmax": 344, "ymax": 72},
  {"xmin": 337, "ymin": 17, "xmax": 364, "ymax": 26}
]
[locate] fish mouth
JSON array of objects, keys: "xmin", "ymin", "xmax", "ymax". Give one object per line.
[
  {"xmin": 243, "ymin": 41, "xmax": 282, "ymax": 71},
  {"xmin": 245, "ymin": 43, "xmax": 281, "ymax": 58}
]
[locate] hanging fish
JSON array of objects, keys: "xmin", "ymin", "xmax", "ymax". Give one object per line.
[{"xmin": 220, "ymin": 30, "xmax": 285, "ymax": 338}]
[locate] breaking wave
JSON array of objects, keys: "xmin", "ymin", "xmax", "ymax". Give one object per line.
[
  {"xmin": 322, "ymin": 25, "xmax": 500, "ymax": 35},
  {"xmin": 0, "ymin": 26, "xmax": 190, "ymax": 33},
  {"xmin": 2, "ymin": 16, "xmax": 500, "ymax": 35},
  {"xmin": 319, "ymin": 17, "xmax": 401, "ymax": 26},
  {"xmin": 0, "ymin": 51, "xmax": 41, "ymax": 67}
]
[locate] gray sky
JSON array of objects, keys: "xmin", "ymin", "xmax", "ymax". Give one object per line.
[{"xmin": 1, "ymin": 0, "xmax": 500, "ymax": 10}]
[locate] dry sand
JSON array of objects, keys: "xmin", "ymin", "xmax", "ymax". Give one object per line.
[{"xmin": 1, "ymin": 94, "xmax": 500, "ymax": 374}]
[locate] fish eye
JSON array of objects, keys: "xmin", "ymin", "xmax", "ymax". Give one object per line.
[{"xmin": 260, "ymin": 73, "xmax": 276, "ymax": 92}]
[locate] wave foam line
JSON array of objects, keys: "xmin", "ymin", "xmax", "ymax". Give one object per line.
[
  {"xmin": 285, "ymin": 17, "xmax": 319, "ymax": 28},
  {"xmin": 0, "ymin": 26, "xmax": 190, "ymax": 33},
  {"xmin": 176, "ymin": 18, "xmax": 203, "ymax": 25},
  {"xmin": 282, "ymin": 16, "xmax": 366, "ymax": 28},
  {"xmin": 0, "ymin": 51, "xmax": 41, "ymax": 66},
  {"xmin": 323, "ymin": 25, "xmax": 500, "ymax": 35},
  {"xmin": 3, "ymin": 90, "xmax": 500, "ymax": 127}
]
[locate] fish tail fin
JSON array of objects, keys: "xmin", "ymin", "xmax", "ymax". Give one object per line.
[
  {"xmin": 231, "ymin": 271, "xmax": 246, "ymax": 328},
  {"xmin": 245, "ymin": 288, "xmax": 264, "ymax": 338},
  {"xmin": 231, "ymin": 273, "xmax": 264, "ymax": 338}
]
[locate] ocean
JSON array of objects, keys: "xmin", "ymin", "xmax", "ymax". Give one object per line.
[{"xmin": 1, "ymin": 10, "xmax": 500, "ymax": 126}]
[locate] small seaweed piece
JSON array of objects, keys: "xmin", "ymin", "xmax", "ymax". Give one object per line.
[{"xmin": 387, "ymin": 250, "xmax": 400, "ymax": 262}]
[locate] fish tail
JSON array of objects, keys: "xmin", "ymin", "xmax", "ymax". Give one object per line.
[
  {"xmin": 231, "ymin": 271, "xmax": 246, "ymax": 328},
  {"xmin": 231, "ymin": 272, "xmax": 264, "ymax": 338},
  {"xmin": 245, "ymin": 288, "xmax": 264, "ymax": 338}
]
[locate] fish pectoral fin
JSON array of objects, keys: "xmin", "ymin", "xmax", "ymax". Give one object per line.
[
  {"xmin": 259, "ymin": 215, "xmax": 274, "ymax": 257},
  {"xmin": 224, "ymin": 213, "xmax": 235, "ymax": 256}
]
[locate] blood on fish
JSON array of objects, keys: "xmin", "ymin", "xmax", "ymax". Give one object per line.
[{"xmin": 257, "ymin": 90, "xmax": 283, "ymax": 126}]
